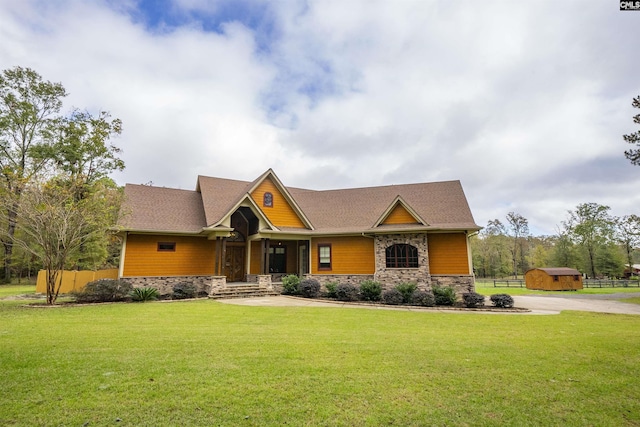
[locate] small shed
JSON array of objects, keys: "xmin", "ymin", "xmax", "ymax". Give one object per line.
[{"xmin": 525, "ymin": 268, "xmax": 583, "ymax": 291}]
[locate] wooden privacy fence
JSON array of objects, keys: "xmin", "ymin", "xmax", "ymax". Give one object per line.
[{"xmin": 36, "ymin": 269, "xmax": 119, "ymax": 294}]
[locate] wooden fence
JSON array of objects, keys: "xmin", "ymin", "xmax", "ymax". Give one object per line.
[
  {"xmin": 583, "ymin": 279, "xmax": 640, "ymax": 288},
  {"xmin": 35, "ymin": 269, "xmax": 119, "ymax": 294},
  {"xmin": 492, "ymin": 280, "xmax": 525, "ymax": 288}
]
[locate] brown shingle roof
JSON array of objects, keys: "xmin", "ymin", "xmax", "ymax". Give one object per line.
[
  {"xmin": 119, "ymin": 184, "xmax": 206, "ymax": 233},
  {"xmin": 118, "ymin": 172, "xmax": 480, "ymax": 235},
  {"xmin": 289, "ymin": 180, "xmax": 479, "ymax": 233},
  {"xmin": 531, "ymin": 268, "xmax": 582, "ymax": 276},
  {"xmin": 196, "ymin": 175, "xmax": 253, "ymax": 226}
]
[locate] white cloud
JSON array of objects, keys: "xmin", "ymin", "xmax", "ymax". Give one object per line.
[{"xmin": 1, "ymin": 0, "xmax": 639, "ymax": 234}]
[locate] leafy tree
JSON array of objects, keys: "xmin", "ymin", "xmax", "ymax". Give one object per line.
[
  {"xmin": 549, "ymin": 231, "xmax": 579, "ymax": 268},
  {"xmin": 616, "ymin": 214, "xmax": 640, "ymax": 276},
  {"xmin": 7, "ymin": 179, "xmax": 120, "ymax": 304},
  {"xmin": 595, "ymin": 243, "xmax": 625, "ymax": 279},
  {"xmin": 623, "ymin": 95, "xmax": 640, "ymax": 165},
  {"xmin": 527, "ymin": 236, "xmax": 552, "ymax": 268},
  {"xmin": 50, "ymin": 109, "xmax": 124, "ymax": 268},
  {"xmin": 0, "ymin": 66, "xmax": 66, "ymax": 282},
  {"xmin": 506, "ymin": 212, "xmax": 529, "ymax": 278},
  {"xmin": 51, "ymin": 109, "xmax": 123, "ymax": 200},
  {"xmin": 565, "ymin": 203, "xmax": 615, "ymax": 278},
  {"xmin": 471, "ymin": 219, "xmax": 511, "ymax": 278}
]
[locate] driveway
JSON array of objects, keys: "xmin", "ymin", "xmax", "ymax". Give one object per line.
[{"xmin": 216, "ymin": 293, "xmax": 640, "ymax": 315}]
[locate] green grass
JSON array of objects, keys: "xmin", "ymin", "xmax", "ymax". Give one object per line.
[
  {"xmin": 622, "ymin": 297, "xmax": 640, "ymax": 305},
  {"xmin": 0, "ymin": 284, "xmax": 36, "ymax": 298},
  {"xmin": 1, "ymin": 300, "xmax": 639, "ymax": 426},
  {"xmin": 475, "ymin": 280, "xmax": 640, "ymax": 296}
]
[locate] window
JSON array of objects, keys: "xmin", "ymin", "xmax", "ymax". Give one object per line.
[
  {"xmin": 553, "ymin": 275, "xmax": 559, "ymax": 282},
  {"xmin": 263, "ymin": 192, "xmax": 273, "ymax": 207},
  {"xmin": 318, "ymin": 244, "xmax": 332, "ymax": 270},
  {"xmin": 385, "ymin": 244, "xmax": 418, "ymax": 268},
  {"xmin": 157, "ymin": 242, "xmax": 176, "ymax": 252},
  {"xmin": 269, "ymin": 246, "xmax": 286, "ymax": 273}
]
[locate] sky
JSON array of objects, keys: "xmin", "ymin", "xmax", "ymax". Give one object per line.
[{"xmin": 1, "ymin": 0, "xmax": 639, "ymax": 236}]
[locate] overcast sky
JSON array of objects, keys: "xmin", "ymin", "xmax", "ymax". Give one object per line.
[{"xmin": 1, "ymin": 0, "xmax": 639, "ymax": 235}]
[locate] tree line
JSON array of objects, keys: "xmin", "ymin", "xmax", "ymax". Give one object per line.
[
  {"xmin": 475, "ymin": 93, "xmax": 640, "ymax": 280},
  {"xmin": 0, "ymin": 66, "xmax": 124, "ymax": 298},
  {"xmin": 471, "ymin": 206, "xmax": 640, "ymax": 279}
]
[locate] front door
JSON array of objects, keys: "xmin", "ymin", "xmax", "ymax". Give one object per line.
[{"xmin": 224, "ymin": 245, "xmax": 245, "ymax": 282}]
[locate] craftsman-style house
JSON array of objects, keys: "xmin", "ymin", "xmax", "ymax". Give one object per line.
[{"xmin": 117, "ymin": 169, "xmax": 480, "ymax": 295}]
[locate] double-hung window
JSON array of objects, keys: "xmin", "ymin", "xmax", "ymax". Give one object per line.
[{"xmin": 318, "ymin": 244, "xmax": 332, "ymax": 270}]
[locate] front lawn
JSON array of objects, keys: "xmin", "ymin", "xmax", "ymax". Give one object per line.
[
  {"xmin": 1, "ymin": 300, "xmax": 639, "ymax": 426},
  {"xmin": 0, "ymin": 284, "xmax": 36, "ymax": 298}
]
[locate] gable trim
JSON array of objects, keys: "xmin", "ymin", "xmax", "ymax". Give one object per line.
[
  {"xmin": 247, "ymin": 169, "xmax": 315, "ymax": 230},
  {"xmin": 204, "ymin": 194, "xmax": 279, "ymax": 233},
  {"xmin": 373, "ymin": 196, "xmax": 427, "ymax": 228}
]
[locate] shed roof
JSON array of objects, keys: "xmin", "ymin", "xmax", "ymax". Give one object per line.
[{"xmin": 528, "ymin": 268, "xmax": 581, "ymax": 276}]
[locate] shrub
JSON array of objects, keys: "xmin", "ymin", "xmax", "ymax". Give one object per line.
[
  {"xmin": 299, "ymin": 279, "xmax": 321, "ymax": 298},
  {"xmin": 396, "ymin": 282, "xmax": 418, "ymax": 304},
  {"xmin": 433, "ymin": 285, "xmax": 457, "ymax": 306},
  {"xmin": 172, "ymin": 282, "xmax": 197, "ymax": 300},
  {"xmin": 325, "ymin": 281, "xmax": 339, "ymax": 298},
  {"xmin": 131, "ymin": 287, "xmax": 160, "ymax": 302},
  {"xmin": 359, "ymin": 280, "xmax": 382, "ymax": 301},
  {"xmin": 411, "ymin": 289, "xmax": 435, "ymax": 307},
  {"xmin": 282, "ymin": 274, "xmax": 300, "ymax": 295},
  {"xmin": 490, "ymin": 293, "xmax": 514, "ymax": 308},
  {"xmin": 73, "ymin": 279, "xmax": 133, "ymax": 303},
  {"xmin": 335, "ymin": 283, "xmax": 359, "ymax": 302},
  {"xmin": 462, "ymin": 292, "xmax": 485, "ymax": 308},
  {"xmin": 382, "ymin": 288, "xmax": 404, "ymax": 305}
]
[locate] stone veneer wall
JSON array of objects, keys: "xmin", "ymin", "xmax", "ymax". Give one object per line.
[
  {"xmin": 430, "ymin": 275, "xmax": 476, "ymax": 294},
  {"xmin": 373, "ymin": 234, "xmax": 430, "ymax": 289},
  {"xmin": 121, "ymin": 275, "xmax": 221, "ymax": 296},
  {"xmin": 304, "ymin": 274, "xmax": 375, "ymax": 286}
]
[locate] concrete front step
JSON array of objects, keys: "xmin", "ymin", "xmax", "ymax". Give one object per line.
[{"xmin": 209, "ymin": 285, "xmax": 279, "ymax": 300}]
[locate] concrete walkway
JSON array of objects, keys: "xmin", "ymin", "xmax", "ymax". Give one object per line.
[{"xmin": 216, "ymin": 293, "xmax": 640, "ymax": 315}]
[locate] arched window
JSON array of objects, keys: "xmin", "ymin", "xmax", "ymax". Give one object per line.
[
  {"xmin": 263, "ymin": 192, "xmax": 273, "ymax": 207},
  {"xmin": 385, "ymin": 244, "xmax": 418, "ymax": 268}
]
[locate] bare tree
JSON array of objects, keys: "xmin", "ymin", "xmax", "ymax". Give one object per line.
[
  {"xmin": 7, "ymin": 180, "xmax": 120, "ymax": 304},
  {"xmin": 506, "ymin": 212, "xmax": 529, "ymax": 278}
]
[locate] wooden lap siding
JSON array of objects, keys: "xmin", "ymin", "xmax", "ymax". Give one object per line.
[
  {"xmin": 123, "ymin": 234, "xmax": 215, "ymax": 277},
  {"xmin": 427, "ymin": 233, "xmax": 470, "ymax": 275},
  {"xmin": 250, "ymin": 177, "xmax": 306, "ymax": 228},
  {"xmin": 382, "ymin": 204, "xmax": 419, "ymax": 225},
  {"xmin": 311, "ymin": 236, "xmax": 375, "ymax": 275}
]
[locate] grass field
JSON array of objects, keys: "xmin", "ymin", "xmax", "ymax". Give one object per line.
[
  {"xmin": 1, "ymin": 297, "xmax": 639, "ymax": 426},
  {"xmin": 475, "ymin": 280, "xmax": 640, "ymax": 297},
  {"xmin": 0, "ymin": 284, "xmax": 36, "ymax": 298}
]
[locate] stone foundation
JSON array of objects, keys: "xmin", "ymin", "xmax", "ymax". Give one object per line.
[
  {"xmin": 430, "ymin": 275, "xmax": 476, "ymax": 295},
  {"xmin": 304, "ymin": 274, "xmax": 375, "ymax": 286},
  {"xmin": 121, "ymin": 275, "xmax": 221, "ymax": 297},
  {"xmin": 257, "ymin": 275, "xmax": 273, "ymax": 291}
]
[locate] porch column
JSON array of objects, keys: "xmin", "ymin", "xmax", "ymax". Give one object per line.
[
  {"xmin": 260, "ymin": 238, "xmax": 270, "ymax": 275},
  {"xmin": 214, "ymin": 237, "xmax": 222, "ymax": 276}
]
